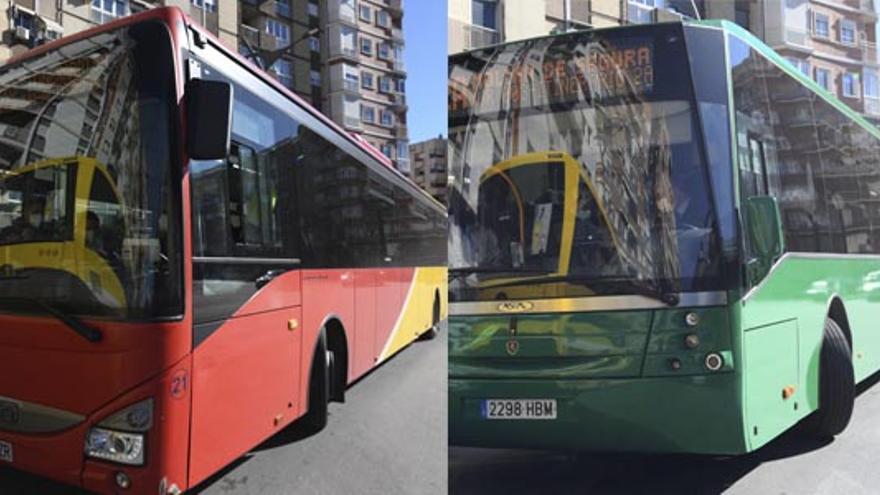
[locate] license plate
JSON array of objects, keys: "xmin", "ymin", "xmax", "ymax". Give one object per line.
[
  {"xmin": 0, "ymin": 441, "xmax": 12, "ymax": 463},
  {"xmin": 481, "ymin": 399, "xmax": 557, "ymax": 420}
]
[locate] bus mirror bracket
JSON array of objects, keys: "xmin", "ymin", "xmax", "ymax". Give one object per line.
[
  {"xmin": 186, "ymin": 78, "xmax": 233, "ymax": 161},
  {"xmin": 745, "ymin": 196, "xmax": 784, "ymax": 263}
]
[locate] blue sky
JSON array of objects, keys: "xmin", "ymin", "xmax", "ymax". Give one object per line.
[{"xmin": 404, "ymin": 1, "xmax": 446, "ymax": 143}]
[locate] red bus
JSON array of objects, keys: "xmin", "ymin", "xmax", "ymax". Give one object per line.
[{"xmin": 0, "ymin": 7, "xmax": 446, "ymax": 494}]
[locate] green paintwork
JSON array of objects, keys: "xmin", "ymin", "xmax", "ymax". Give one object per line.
[
  {"xmin": 449, "ymin": 20, "xmax": 880, "ymax": 455},
  {"xmin": 449, "ymin": 306, "xmax": 741, "ymax": 453}
]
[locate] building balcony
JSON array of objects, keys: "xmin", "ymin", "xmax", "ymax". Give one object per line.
[
  {"xmin": 328, "ymin": 4, "xmax": 357, "ymax": 26},
  {"xmin": 464, "ymin": 24, "xmax": 500, "ymax": 50},
  {"xmin": 779, "ymin": 27, "xmax": 813, "ymax": 53},
  {"xmin": 392, "ymin": 59, "xmax": 406, "ymax": 74},
  {"xmin": 187, "ymin": 4, "xmax": 220, "ymax": 35},
  {"xmin": 394, "ymin": 123, "xmax": 408, "ymax": 138},
  {"xmin": 864, "ymin": 41, "xmax": 879, "ymax": 66},
  {"xmin": 865, "ymin": 97, "xmax": 880, "ymax": 117},
  {"xmin": 329, "ymin": 44, "xmax": 359, "ymax": 61},
  {"xmin": 390, "ymin": 92, "xmax": 407, "ymax": 110},
  {"xmin": 240, "ymin": 23, "xmax": 289, "ymax": 52},
  {"xmin": 392, "ymin": 28, "xmax": 404, "ymax": 44},
  {"xmin": 343, "ymin": 79, "xmax": 359, "ymax": 93},
  {"xmin": 343, "ymin": 115, "xmax": 362, "ymax": 129},
  {"xmin": 388, "ymin": 0, "xmax": 403, "ymax": 19}
]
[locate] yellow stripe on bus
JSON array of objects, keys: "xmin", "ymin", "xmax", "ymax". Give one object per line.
[{"xmin": 377, "ymin": 266, "xmax": 447, "ymax": 363}]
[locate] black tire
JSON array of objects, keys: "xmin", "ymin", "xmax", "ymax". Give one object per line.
[
  {"xmin": 419, "ymin": 296, "xmax": 441, "ymax": 341},
  {"xmin": 804, "ymin": 317, "xmax": 855, "ymax": 438},
  {"xmin": 303, "ymin": 331, "xmax": 330, "ymax": 431}
]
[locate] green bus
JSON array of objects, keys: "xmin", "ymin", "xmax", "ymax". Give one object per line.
[{"xmin": 447, "ymin": 20, "xmax": 880, "ymax": 454}]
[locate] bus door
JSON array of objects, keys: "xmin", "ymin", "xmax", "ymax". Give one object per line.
[
  {"xmin": 189, "ymin": 132, "xmax": 303, "ymax": 484},
  {"xmin": 374, "ymin": 176, "xmax": 403, "ymax": 361}
]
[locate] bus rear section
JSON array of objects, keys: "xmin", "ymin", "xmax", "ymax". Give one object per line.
[{"xmin": 447, "ymin": 23, "xmax": 751, "ymax": 454}]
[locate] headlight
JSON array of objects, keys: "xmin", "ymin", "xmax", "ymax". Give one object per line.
[
  {"xmin": 85, "ymin": 428, "xmax": 145, "ymax": 465},
  {"xmin": 84, "ymin": 398, "xmax": 152, "ymax": 466}
]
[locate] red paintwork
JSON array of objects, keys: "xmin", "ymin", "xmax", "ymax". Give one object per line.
[
  {"xmin": 353, "ymin": 270, "xmax": 379, "ymax": 379},
  {"xmin": 0, "ymin": 7, "xmax": 433, "ymax": 495}
]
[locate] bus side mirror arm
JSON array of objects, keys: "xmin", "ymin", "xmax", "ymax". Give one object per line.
[{"xmin": 186, "ymin": 79, "xmax": 233, "ymax": 161}]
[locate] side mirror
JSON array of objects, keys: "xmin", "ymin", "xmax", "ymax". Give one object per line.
[
  {"xmin": 745, "ymin": 196, "xmax": 784, "ymax": 261},
  {"xmin": 186, "ymin": 79, "xmax": 233, "ymax": 160}
]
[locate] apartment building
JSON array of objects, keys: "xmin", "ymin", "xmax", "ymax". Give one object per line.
[
  {"xmin": 409, "ymin": 136, "xmax": 447, "ymax": 204},
  {"xmin": 0, "ymin": 0, "xmax": 410, "ymax": 172},
  {"xmin": 449, "ymin": 0, "xmax": 678, "ymax": 53}
]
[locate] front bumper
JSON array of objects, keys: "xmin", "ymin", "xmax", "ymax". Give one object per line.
[{"xmin": 449, "ymin": 373, "xmax": 748, "ymax": 455}]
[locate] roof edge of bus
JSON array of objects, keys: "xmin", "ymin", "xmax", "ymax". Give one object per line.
[
  {"xmin": 687, "ymin": 18, "xmax": 880, "ymax": 138},
  {"xmin": 180, "ymin": 14, "xmax": 446, "ymax": 211},
  {"xmin": 448, "ymin": 21, "xmax": 685, "ymax": 58},
  {"xmin": 5, "ymin": 7, "xmax": 185, "ymax": 67}
]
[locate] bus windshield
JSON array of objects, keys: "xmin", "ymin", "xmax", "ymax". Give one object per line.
[
  {"xmin": 448, "ymin": 24, "xmax": 725, "ymax": 301},
  {"xmin": 0, "ymin": 22, "xmax": 181, "ymax": 319}
]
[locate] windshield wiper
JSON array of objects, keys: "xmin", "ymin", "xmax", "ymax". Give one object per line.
[
  {"xmin": 472, "ymin": 274, "xmax": 680, "ymax": 307},
  {"xmin": 0, "ymin": 296, "xmax": 103, "ymax": 343}
]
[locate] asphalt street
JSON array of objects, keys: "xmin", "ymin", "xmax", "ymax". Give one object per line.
[
  {"xmin": 450, "ymin": 371, "xmax": 880, "ymax": 495},
  {"xmin": 0, "ymin": 322, "xmax": 448, "ymax": 495}
]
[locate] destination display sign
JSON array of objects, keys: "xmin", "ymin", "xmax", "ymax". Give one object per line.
[{"xmin": 449, "ymin": 38, "xmax": 655, "ymax": 118}]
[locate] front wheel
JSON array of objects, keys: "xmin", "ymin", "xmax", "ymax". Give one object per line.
[
  {"xmin": 803, "ymin": 317, "xmax": 855, "ymax": 438},
  {"xmin": 302, "ymin": 331, "xmax": 331, "ymax": 431}
]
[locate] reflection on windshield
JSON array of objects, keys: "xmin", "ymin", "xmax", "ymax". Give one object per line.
[
  {"xmin": 448, "ymin": 24, "xmax": 721, "ymax": 301},
  {"xmin": 0, "ymin": 22, "xmax": 180, "ymax": 319},
  {"xmin": 0, "ymin": 164, "xmax": 74, "ymax": 245}
]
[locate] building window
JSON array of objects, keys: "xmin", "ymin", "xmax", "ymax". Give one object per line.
[
  {"xmin": 361, "ymin": 71, "xmax": 374, "ymax": 89},
  {"xmin": 271, "ymin": 59, "xmax": 293, "ymax": 88},
  {"xmin": 191, "ymin": 0, "xmax": 217, "ymax": 12},
  {"xmin": 274, "ymin": 0, "xmax": 291, "ymax": 17},
  {"xmin": 377, "ymin": 10, "xmax": 391, "ymax": 28},
  {"xmin": 840, "ymin": 19, "xmax": 856, "ymax": 45},
  {"xmin": 815, "ymin": 67, "xmax": 831, "ymax": 90},
  {"xmin": 344, "ymin": 66, "xmax": 359, "ymax": 91},
  {"xmin": 361, "ymin": 105, "xmax": 375, "ymax": 124},
  {"xmin": 377, "ymin": 42, "xmax": 391, "ymax": 60},
  {"xmin": 91, "ymin": 0, "xmax": 128, "ymax": 24},
  {"xmin": 308, "ymin": 2, "xmax": 319, "ymax": 17},
  {"xmin": 381, "ymin": 143, "xmax": 394, "ymax": 158},
  {"xmin": 397, "ymin": 142, "xmax": 409, "ymax": 159},
  {"xmin": 310, "ymin": 70, "xmax": 321, "ymax": 87},
  {"xmin": 814, "ymin": 12, "xmax": 829, "ymax": 38},
  {"xmin": 266, "ymin": 19, "xmax": 290, "ymax": 43},
  {"xmin": 378, "ymin": 76, "xmax": 392, "ymax": 93},
  {"xmin": 360, "ymin": 37, "xmax": 373, "ymax": 56},
  {"xmin": 359, "ymin": 4, "xmax": 372, "ymax": 22},
  {"xmin": 397, "ymin": 79, "xmax": 406, "ymax": 93},
  {"xmin": 843, "ymin": 73, "xmax": 859, "ymax": 97},
  {"xmin": 380, "ymin": 110, "xmax": 394, "ymax": 127},
  {"xmin": 472, "ymin": 0, "xmax": 497, "ymax": 30},
  {"xmin": 786, "ymin": 57, "xmax": 810, "ymax": 76},
  {"xmin": 308, "ymin": 36, "xmax": 320, "ymax": 52},
  {"xmin": 866, "ymin": 72, "xmax": 879, "ymax": 98}
]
